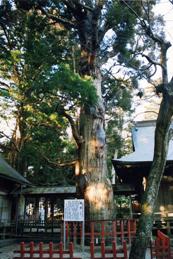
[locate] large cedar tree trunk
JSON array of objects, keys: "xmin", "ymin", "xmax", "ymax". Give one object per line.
[
  {"xmin": 78, "ymin": 69, "xmax": 113, "ymax": 220},
  {"xmin": 73, "ymin": 4, "xmax": 114, "ymax": 220}
]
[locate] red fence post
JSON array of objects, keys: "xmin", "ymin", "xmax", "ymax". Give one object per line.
[
  {"xmin": 90, "ymin": 241, "xmax": 95, "ymax": 259},
  {"xmin": 20, "ymin": 242, "xmax": 25, "ymax": 259},
  {"xmin": 123, "ymin": 240, "xmax": 128, "ymax": 259},
  {"xmin": 127, "ymin": 220, "xmax": 131, "ymax": 243},
  {"xmin": 101, "ymin": 240, "xmax": 105, "ymax": 259},
  {"xmin": 112, "ymin": 220, "xmax": 117, "ymax": 243},
  {"xmin": 69, "ymin": 242, "xmax": 74, "ymax": 258},
  {"xmin": 112, "ymin": 240, "xmax": 116, "ymax": 258},
  {"xmin": 101, "ymin": 222, "xmax": 105, "ymax": 242},
  {"xmin": 120, "ymin": 220, "xmax": 124, "ymax": 244},
  {"xmin": 49, "ymin": 242, "xmax": 53, "ymax": 259},
  {"xmin": 59, "ymin": 241, "xmax": 63, "ymax": 259},
  {"xmin": 30, "ymin": 241, "xmax": 34, "ymax": 259},
  {"xmin": 91, "ymin": 222, "xmax": 94, "ymax": 243},
  {"xmin": 39, "ymin": 242, "xmax": 43, "ymax": 259}
]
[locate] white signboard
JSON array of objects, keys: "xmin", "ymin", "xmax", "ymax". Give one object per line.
[{"xmin": 64, "ymin": 199, "xmax": 84, "ymax": 221}]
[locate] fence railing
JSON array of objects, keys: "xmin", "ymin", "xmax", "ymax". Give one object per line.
[
  {"xmin": 13, "ymin": 241, "xmax": 81, "ymax": 259},
  {"xmin": 3, "ymin": 217, "xmax": 173, "ymax": 243},
  {"xmin": 13, "ymin": 240, "xmax": 129, "ymax": 259},
  {"xmin": 1, "ymin": 219, "xmax": 136, "ymax": 243},
  {"xmin": 12, "ymin": 227, "xmax": 173, "ymax": 258},
  {"xmin": 65, "ymin": 219, "xmax": 136, "ymax": 245},
  {"xmin": 90, "ymin": 239, "xmax": 128, "ymax": 259}
]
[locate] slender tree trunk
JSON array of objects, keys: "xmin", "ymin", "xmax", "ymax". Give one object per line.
[
  {"xmin": 128, "ymin": 19, "xmax": 173, "ymax": 257},
  {"xmin": 129, "ymin": 94, "xmax": 173, "ymax": 259}
]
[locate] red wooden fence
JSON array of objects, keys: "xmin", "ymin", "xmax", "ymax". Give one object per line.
[
  {"xmin": 151, "ymin": 230, "xmax": 173, "ymax": 259},
  {"xmin": 90, "ymin": 239, "xmax": 128, "ymax": 259},
  {"xmin": 13, "ymin": 241, "xmax": 81, "ymax": 259},
  {"xmin": 64, "ymin": 219, "xmax": 136, "ymax": 245}
]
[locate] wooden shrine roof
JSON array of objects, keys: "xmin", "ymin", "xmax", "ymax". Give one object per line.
[
  {"xmin": 0, "ymin": 155, "xmax": 30, "ymax": 185},
  {"xmin": 113, "ymin": 120, "xmax": 173, "ymax": 166}
]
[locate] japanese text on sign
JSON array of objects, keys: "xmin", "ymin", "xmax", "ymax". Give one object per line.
[{"xmin": 64, "ymin": 199, "xmax": 84, "ymax": 221}]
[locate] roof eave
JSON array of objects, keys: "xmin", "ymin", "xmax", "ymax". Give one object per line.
[
  {"xmin": 112, "ymin": 159, "xmax": 173, "ymax": 167},
  {"xmin": 0, "ymin": 173, "xmax": 31, "ymax": 185}
]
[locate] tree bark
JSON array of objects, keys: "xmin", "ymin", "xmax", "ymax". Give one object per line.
[
  {"xmin": 68, "ymin": 2, "xmax": 114, "ymax": 220},
  {"xmin": 8, "ymin": 108, "xmax": 27, "ymax": 173},
  {"xmin": 129, "ymin": 93, "xmax": 173, "ymax": 259},
  {"xmin": 78, "ymin": 70, "xmax": 113, "ymax": 219}
]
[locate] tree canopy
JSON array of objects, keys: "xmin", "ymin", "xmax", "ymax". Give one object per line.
[{"xmin": 0, "ymin": 0, "xmax": 138, "ymax": 186}]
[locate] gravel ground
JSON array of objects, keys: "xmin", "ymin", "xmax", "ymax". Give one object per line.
[{"xmin": 0, "ymin": 242, "xmax": 152, "ymax": 259}]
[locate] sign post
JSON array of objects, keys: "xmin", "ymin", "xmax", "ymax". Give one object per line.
[{"xmin": 64, "ymin": 199, "xmax": 85, "ymax": 256}]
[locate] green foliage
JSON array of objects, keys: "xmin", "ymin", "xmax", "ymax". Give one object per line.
[
  {"xmin": 19, "ymin": 126, "xmax": 76, "ymax": 185},
  {"xmin": 105, "ymin": 1, "xmax": 141, "ymax": 64},
  {"xmin": 47, "ymin": 64, "xmax": 98, "ymax": 107},
  {"xmin": 0, "ymin": 4, "xmax": 81, "ymax": 183},
  {"xmin": 115, "ymin": 195, "xmax": 132, "ymax": 218},
  {"xmin": 102, "ymin": 76, "xmax": 133, "ymax": 175},
  {"xmin": 103, "ymin": 78, "xmax": 132, "ymax": 111}
]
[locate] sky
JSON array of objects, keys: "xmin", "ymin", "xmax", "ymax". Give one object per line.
[
  {"xmin": 154, "ymin": 0, "xmax": 173, "ymax": 80},
  {"xmin": 134, "ymin": 0, "xmax": 173, "ymax": 121}
]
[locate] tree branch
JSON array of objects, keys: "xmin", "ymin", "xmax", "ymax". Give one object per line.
[
  {"xmin": 0, "ymin": 81, "xmax": 10, "ymax": 88},
  {"xmin": 121, "ymin": 0, "xmax": 169, "ymax": 46},
  {"xmin": 39, "ymin": 6, "xmax": 75, "ymax": 28},
  {"xmin": 0, "ymin": 22, "xmax": 13, "ymax": 50},
  {"xmin": 0, "ymin": 131, "xmax": 20, "ymax": 152},
  {"xmin": 41, "ymin": 152, "xmax": 77, "ymax": 168},
  {"xmin": 0, "ymin": 142, "xmax": 11, "ymax": 152},
  {"xmin": 141, "ymin": 53, "xmax": 164, "ymax": 68},
  {"xmin": 60, "ymin": 109, "xmax": 84, "ymax": 147}
]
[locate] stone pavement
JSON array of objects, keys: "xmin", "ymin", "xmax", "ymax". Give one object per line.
[{"xmin": 0, "ymin": 243, "xmax": 16, "ymax": 259}]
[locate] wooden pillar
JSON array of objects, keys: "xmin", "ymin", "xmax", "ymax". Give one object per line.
[
  {"xmin": 34, "ymin": 197, "xmax": 39, "ymax": 221},
  {"xmin": 50, "ymin": 199, "xmax": 54, "ymax": 221},
  {"xmin": 50, "ymin": 198, "xmax": 54, "ymax": 233},
  {"xmin": 45, "ymin": 198, "xmax": 48, "ymax": 222},
  {"xmin": 18, "ymin": 194, "xmax": 25, "ymax": 220}
]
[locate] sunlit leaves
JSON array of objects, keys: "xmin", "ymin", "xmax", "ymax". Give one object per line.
[{"xmin": 48, "ymin": 64, "xmax": 98, "ymax": 107}]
